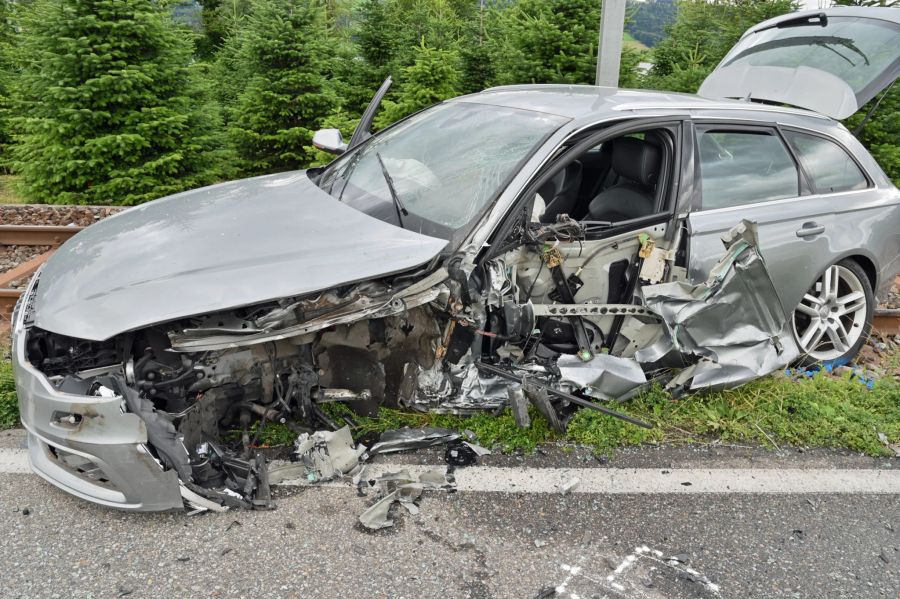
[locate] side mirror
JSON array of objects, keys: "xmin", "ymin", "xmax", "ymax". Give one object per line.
[{"xmin": 312, "ymin": 129, "xmax": 347, "ymax": 155}]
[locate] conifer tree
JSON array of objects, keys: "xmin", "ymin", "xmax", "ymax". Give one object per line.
[
  {"xmin": 11, "ymin": 0, "xmax": 214, "ymax": 205},
  {"xmin": 376, "ymin": 40, "xmax": 460, "ymax": 127},
  {"xmin": 227, "ymin": 0, "xmax": 337, "ymax": 174},
  {"xmin": 493, "ymin": 0, "xmax": 600, "ymax": 85}
]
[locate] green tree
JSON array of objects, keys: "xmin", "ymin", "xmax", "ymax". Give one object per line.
[
  {"xmin": 0, "ymin": 0, "xmax": 19, "ymax": 167},
  {"xmin": 626, "ymin": 0, "xmax": 677, "ymax": 48},
  {"xmin": 226, "ymin": 0, "xmax": 338, "ymax": 174},
  {"xmin": 375, "ymin": 40, "xmax": 460, "ymax": 127},
  {"xmin": 11, "ymin": 0, "xmax": 218, "ymax": 205},
  {"xmin": 355, "ymin": 0, "xmax": 468, "ymax": 84},
  {"xmin": 644, "ymin": 0, "xmax": 798, "ymax": 92},
  {"xmin": 196, "ymin": 0, "xmax": 251, "ymax": 58},
  {"xmin": 845, "ymin": 84, "xmax": 900, "ymax": 186},
  {"xmin": 459, "ymin": 5, "xmax": 499, "ymax": 93},
  {"xmin": 492, "ymin": 0, "xmax": 601, "ymax": 85}
]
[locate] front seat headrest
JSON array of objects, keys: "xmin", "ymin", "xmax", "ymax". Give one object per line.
[{"xmin": 611, "ymin": 137, "xmax": 661, "ymax": 187}]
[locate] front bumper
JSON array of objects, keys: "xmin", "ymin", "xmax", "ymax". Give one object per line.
[{"xmin": 11, "ymin": 283, "xmax": 183, "ymax": 511}]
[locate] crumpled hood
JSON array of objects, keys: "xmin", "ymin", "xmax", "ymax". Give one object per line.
[{"xmin": 34, "ymin": 171, "xmax": 448, "ymax": 341}]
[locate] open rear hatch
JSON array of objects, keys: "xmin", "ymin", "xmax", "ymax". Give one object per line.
[{"xmin": 698, "ymin": 7, "xmax": 900, "ymax": 120}]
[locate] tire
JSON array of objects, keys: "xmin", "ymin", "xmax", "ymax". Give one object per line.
[{"xmin": 791, "ymin": 259, "xmax": 873, "ymax": 366}]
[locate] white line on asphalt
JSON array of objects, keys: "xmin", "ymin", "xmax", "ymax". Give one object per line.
[{"xmin": 2, "ymin": 448, "xmax": 898, "ymax": 494}]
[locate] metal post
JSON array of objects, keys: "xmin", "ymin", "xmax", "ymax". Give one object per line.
[{"xmin": 596, "ymin": 0, "xmax": 627, "ymax": 87}]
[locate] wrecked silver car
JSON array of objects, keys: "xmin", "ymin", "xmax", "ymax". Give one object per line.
[{"xmin": 11, "ymin": 7, "xmax": 900, "ymax": 511}]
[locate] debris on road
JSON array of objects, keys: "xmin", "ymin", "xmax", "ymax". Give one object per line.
[
  {"xmin": 364, "ymin": 427, "xmax": 460, "ymax": 458},
  {"xmin": 358, "ymin": 468, "xmax": 456, "ymax": 530},
  {"xmin": 294, "ymin": 426, "xmax": 366, "ymax": 482}
]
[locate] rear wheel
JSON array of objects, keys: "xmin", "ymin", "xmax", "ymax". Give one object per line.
[{"xmin": 791, "ymin": 260, "xmax": 872, "ymax": 365}]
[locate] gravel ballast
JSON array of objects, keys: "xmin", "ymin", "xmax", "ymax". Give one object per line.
[{"xmin": 0, "ymin": 203, "xmax": 122, "ymax": 227}]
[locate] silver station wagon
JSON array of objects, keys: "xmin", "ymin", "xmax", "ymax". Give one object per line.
[{"xmin": 11, "ymin": 7, "xmax": 900, "ymax": 510}]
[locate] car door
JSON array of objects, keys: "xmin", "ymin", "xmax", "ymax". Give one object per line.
[
  {"xmin": 684, "ymin": 121, "xmax": 880, "ymax": 317},
  {"xmin": 698, "ymin": 7, "xmax": 900, "ymax": 120}
]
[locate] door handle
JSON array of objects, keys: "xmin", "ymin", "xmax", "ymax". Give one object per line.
[{"xmin": 796, "ymin": 222, "xmax": 825, "ymax": 238}]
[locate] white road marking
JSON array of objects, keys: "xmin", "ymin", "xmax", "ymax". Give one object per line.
[{"xmin": 2, "ymin": 447, "xmax": 898, "ymax": 494}]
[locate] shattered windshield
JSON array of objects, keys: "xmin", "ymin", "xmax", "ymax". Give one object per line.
[
  {"xmin": 720, "ymin": 16, "xmax": 900, "ymax": 97},
  {"xmin": 317, "ymin": 102, "xmax": 567, "ymax": 237}
]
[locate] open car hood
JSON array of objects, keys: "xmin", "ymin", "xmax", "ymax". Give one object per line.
[
  {"xmin": 699, "ymin": 7, "xmax": 900, "ymax": 120},
  {"xmin": 33, "ymin": 171, "xmax": 448, "ymax": 341}
]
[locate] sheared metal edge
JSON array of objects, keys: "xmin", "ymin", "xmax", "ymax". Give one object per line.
[
  {"xmin": 557, "ymin": 353, "xmax": 647, "ymax": 399},
  {"xmin": 359, "ymin": 490, "xmax": 399, "ymax": 530},
  {"xmin": 169, "ymin": 271, "xmax": 447, "ymax": 352},
  {"xmin": 365, "ymin": 427, "xmax": 461, "ymax": 458},
  {"xmin": 637, "ymin": 220, "xmax": 799, "ymax": 390}
]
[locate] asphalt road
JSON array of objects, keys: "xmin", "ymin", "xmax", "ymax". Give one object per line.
[{"xmin": 0, "ymin": 428, "xmax": 897, "ymax": 599}]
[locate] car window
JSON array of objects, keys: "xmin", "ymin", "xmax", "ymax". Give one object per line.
[
  {"xmin": 697, "ymin": 129, "xmax": 799, "ymax": 210},
  {"xmin": 783, "ymin": 131, "xmax": 868, "ymax": 195},
  {"xmin": 318, "ymin": 102, "xmax": 567, "ymax": 236},
  {"xmin": 720, "ymin": 16, "xmax": 900, "ymax": 100}
]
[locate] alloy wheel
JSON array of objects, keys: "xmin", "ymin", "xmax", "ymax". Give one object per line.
[{"xmin": 792, "ymin": 264, "xmax": 868, "ymax": 362}]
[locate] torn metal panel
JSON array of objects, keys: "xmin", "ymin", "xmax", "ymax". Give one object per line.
[
  {"xmin": 365, "ymin": 427, "xmax": 461, "ymax": 457},
  {"xmin": 638, "ymin": 220, "xmax": 799, "ymax": 390},
  {"xmin": 358, "ymin": 468, "xmax": 456, "ymax": 529},
  {"xmin": 557, "ymin": 353, "xmax": 647, "ymax": 399},
  {"xmin": 169, "ymin": 285, "xmax": 443, "ymax": 352},
  {"xmin": 359, "ymin": 490, "xmax": 398, "ymax": 530}
]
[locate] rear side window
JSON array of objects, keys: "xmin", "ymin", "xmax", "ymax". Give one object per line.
[
  {"xmin": 697, "ymin": 129, "xmax": 799, "ymax": 210},
  {"xmin": 783, "ymin": 131, "xmax": 868, "ymax": 195}
]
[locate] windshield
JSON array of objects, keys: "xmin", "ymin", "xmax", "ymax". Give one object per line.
[
  {"xmin": 316, "ymin": 102, "xmax": 567, "ymax": 238},
  {"xmin": 720, "ymin": 16, "xmax": 900, "ymax": 100}
]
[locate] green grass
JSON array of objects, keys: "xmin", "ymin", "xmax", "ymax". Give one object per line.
[
  {"xmin": 623, "ymin": 32, "xmax": 649, "ymax": 52},
  {"xmin": 0, "ymin": 175, "xmax": 26, "ymax": 204},
  {"xmin": 1, "ymin": 351, "xmax": 897, "ymax": 456},
  {"xmin": 330, "ymin": 372, "xmax": 900, "ymax": 457},
  {"xmin": 0, "ymin": 356, "xmax": 18, "ymax": 429}
]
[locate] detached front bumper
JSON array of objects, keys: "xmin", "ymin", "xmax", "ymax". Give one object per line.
[{"xmin": 11, "ymin": 282, "xmax": 183, "ymax": 511}]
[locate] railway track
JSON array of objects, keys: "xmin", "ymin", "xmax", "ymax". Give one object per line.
[
  {"xmin": 1, "ymin": 225, "xmax": 85, "ymax": 332},
  {"xmin": 2, "ymin": 224, "xmax": 900, "ymax": 337}
]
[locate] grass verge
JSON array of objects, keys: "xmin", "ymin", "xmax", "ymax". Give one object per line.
[
  {"xmin": 0, "ymin": 174, "xmax": 26, "ymax": 204},
  {"xmin": 332, "ymin": 372, "xmax": 899, "ymax": 457},
  {"xmin": 2, "ymin": 350, "xmax": 897, "ymax": 456},
  {"xmin": 1, "ymin": 355, "xmax": 17, "ymax": 429}
]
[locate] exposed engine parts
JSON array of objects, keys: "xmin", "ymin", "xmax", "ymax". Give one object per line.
[{"xmin": 23, "ymin": 220, "xmax": 797, "ymax": 510}]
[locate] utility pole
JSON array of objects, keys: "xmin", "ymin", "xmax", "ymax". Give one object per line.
[{"xmin": 596, "ymin": 0, "xmax": 627, "ymax": 87}]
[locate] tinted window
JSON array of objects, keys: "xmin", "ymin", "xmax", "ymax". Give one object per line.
[
  {"xmin": 697, "ymin": 130, "xmax": 799, "ymax": 210},
  {"xmin": 784, "ymin": 131, "xmax": 868, "ymax": 194},
  {"xmin": 721, "ymin": 16, "xmax": 900, "ymax": 98}
]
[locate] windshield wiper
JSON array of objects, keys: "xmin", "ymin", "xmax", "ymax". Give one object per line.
[{"xmin": 375, "ymin": 152, "xmax": 408, "ymax": 229}]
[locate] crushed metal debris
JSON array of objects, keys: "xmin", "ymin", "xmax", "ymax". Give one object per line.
[{"xmin": 19, "ymin": 219, "xmax": 807, "ymax": 511}]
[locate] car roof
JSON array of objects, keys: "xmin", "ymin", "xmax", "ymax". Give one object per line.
[{"xmin": 451, "ymin": 84, "xmax": 831, "ymax": 122}]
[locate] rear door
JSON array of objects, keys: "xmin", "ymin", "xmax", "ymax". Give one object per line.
[
  {"xmin": 698, "ymin": 7, "xmax": 900, "ymax": 119},
  {"xmin": 684, "ymin": 121, "xmax": 876, "ymax": 315}
]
